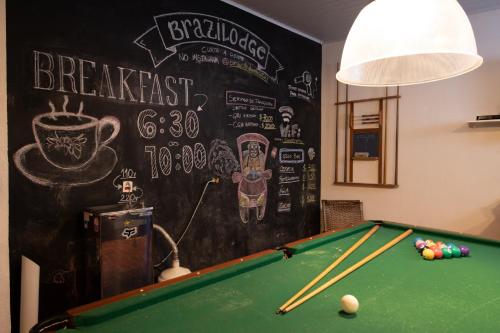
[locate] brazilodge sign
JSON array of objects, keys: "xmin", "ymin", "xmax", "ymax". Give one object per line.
[{"xmin": 135, "ymin": 13, "xmax": 283, "ymax": 81}]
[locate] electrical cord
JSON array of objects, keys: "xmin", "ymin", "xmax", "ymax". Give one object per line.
[{"xmin": 154, "ymin": 177, "xmax": 219, "ymax": 268}]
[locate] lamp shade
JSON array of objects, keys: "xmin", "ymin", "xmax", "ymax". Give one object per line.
[{"xmin": 336, "ymin": 0, "xmax": 483, "ymax": 87}]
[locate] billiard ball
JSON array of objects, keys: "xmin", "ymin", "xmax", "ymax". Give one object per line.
[
  {"xmin": 451, "ymin": 246, "xmax": 462, "ymax": 258},
  {"xmin": 415, "ymin": 240, "xmax": 425, "ymax": 248},
  {"xmin": 442, "ymin": 247, "xmax": 452, "ymax": 259},
  {"xmin": 341, "ymin": 295, "xmax": 359, "ymax": 314},
  {"xmin": 459, "ymin": 245, "xmax": 470, "ymax": 256},
  {"xmin": 422, "ymin": 248, "xmax": 435, "ymax": 260},
  {"xmin": 416, "ymin": 243, "xmax": 426, "ymax": 252},
  {"xmin": 433, "ymin": 248, "xmax": 443, "ymax": 259}
]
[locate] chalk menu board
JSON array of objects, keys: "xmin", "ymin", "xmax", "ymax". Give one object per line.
[
  {"xmin": 352, "ymin": 131, "xmax": 380, "ymax": 158},
  {"xmin": 7, "ymin": 0, "xmax": 321, "ymax": 326}
]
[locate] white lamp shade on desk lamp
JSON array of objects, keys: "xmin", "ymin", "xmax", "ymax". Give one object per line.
[{"xmin": 336, "ymin": 0, "xmax": 483, "ymax": 87}]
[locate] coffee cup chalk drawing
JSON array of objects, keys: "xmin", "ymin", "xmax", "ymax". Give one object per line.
[{"xmin": 13, "ymin": 96, "xmax": 120, "ymax": 187}]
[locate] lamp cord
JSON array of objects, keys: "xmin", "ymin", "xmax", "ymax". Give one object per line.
[{"xmin": 154, "ymin": 178, "xmax": 218, "ymax": 268}]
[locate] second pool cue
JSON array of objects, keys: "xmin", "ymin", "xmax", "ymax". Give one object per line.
[
  {"xmin": 276, "ymin": 224, "xmax": 380, "ymax": 314},
  {"xmin": 282, "ymin": 228, "xmax": 413, "ymax": 314}
]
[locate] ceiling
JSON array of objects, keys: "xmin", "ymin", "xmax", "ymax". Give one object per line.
[{"xmin": 224, "ymin": 0, "xmax": 500, "ymax": 43}]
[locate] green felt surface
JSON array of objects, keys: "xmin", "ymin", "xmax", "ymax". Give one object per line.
[{"xmin": 62, "ymin": 222, "xmax": 500, "ymax": 333}]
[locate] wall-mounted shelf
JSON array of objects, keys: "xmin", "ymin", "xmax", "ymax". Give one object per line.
[{"xmin": 468, "ymin": 120, "xmax": 500, "ymax": 128}]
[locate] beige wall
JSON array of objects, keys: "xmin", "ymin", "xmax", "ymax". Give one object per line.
[
  {"xmin": 322, "ymin": 9, "xmax": 500, "ymax": 238},
  {"xmin": 0, "ymin": 0, "xmax": 10, "ymax": 331}
]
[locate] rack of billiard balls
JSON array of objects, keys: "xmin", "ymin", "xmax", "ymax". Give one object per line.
[{"xmin": 414, "ymin": 238, "xmax": 470, "ymax": 260}]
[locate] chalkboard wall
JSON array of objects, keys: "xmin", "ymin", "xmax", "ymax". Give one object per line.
[{"xmin": 7, "ymin": 0, "xmax": 321, "ymax": 328}]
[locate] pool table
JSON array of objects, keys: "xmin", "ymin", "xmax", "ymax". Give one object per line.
[{"xmin": 39, "ymin": 221, "xmax": 500, "ymax": 332}]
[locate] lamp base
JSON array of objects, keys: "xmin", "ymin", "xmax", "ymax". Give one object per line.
[{"xmin": 158, "ymin": 260, "xmax": 191, "ymax": 282}]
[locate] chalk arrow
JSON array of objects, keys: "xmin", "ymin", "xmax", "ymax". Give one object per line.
[
  {"xmin": 112, "ymin": 175, "xmax": 122, "ymax": 189},
  {"xmin": 194, "ymin": 94, "xmax": 208, "ymax": 112}
]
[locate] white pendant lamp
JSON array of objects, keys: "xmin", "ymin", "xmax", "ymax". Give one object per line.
[{"xmin": 336, "ymin": 0, "xmax": 483, "ymax": 87}]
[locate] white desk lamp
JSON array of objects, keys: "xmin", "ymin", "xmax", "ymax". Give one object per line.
[{"xmin": 153, "ymin": 224, "xmax": 191, "ymax": 282}]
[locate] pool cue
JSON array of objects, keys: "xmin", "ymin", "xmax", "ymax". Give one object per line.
[
  {"xmin": 276, "ymin": 225, "xmax": 380, "ymax": 314},
  {"xmin": 282, "ymin": 228, "xmax": 413, "ymax": 314}
]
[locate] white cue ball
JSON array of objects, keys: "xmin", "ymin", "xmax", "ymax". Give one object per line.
[{"xmin": 340, "ymin": 295, "xmax": 359, "ymax": 314}]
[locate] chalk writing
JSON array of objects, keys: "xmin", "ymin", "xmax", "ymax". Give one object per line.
[
  {"xmin": 137, "ymin": 107, "xmax": 201, "ymax": 140},
  {"xmin": 279, "ymin": 166, "xmax": 295, "ymax": 174},
  {"xmin": 279, "ymin": 175, "xmax": 300, "ymax": 184},
  {"xmin": 194, "ymin": 143, "xmax": 207, "ymax": 170},
  {"xmin": 182, "ymin": 145, "xmax": 194, "ymax": 174},
  {"xmin": 301, "ymin": 164, "xmax": 317, "ymax": 207},
  {"xmin": 113, "ymin": 168, "xmax": 144, "ymax": 205},
  {"xmin": 33, "ymin": 50, "xmax": 195, "ymax": 107},
  {"xmin": 279, "ymin": 148, "xmax": 304, "ymax": 164},
  {"xmin": 159, "ymin": 147, "xmax": 172, "ymax": 176},
  {"xmin": 135, "ymin": 13, "xmax": 283, "ymax": 81},
  {"xmin": 278, "ymin": 201, "xmax": 292, "ymax": 213},
  {"xmin": 226, "ymin": 91, "xmax": 276, "ymax": 109},
  {"xmin": 137, "ymin": 109, "xmax": 157, "ymax": 139},
  {"xmin": 145, "ymin": 143, "xmax": 206, "ymax": 179},
  {"xmin": 279, "ymin": 186, "xmax": 290, "ymax": 197},
  {"xmin": 185, "ymin": 110, "xmax": 199, "ymax": 138}
]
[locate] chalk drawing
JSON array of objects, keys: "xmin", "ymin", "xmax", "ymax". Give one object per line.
[
  {"xmin": 112, "ymin": 167, "xmax": 144, "ymax": 205},
  {"xmin": 293, "ymin": 71, "xmax": 317, "ymax": 98},
  {"xmin": 168, "ymin": 141, "xmax": 179, "ymax": 147},
  {"xmin": 112, "ymin": 168, "xmax": 137, "ymax": 191},
  {"xmin": 13, "ymin": 96, "xmax": 119, "ymax": 187},
  {"xmin": 194, "ymin": 93, "xmax": 208, "ymax": 111},
  {"xmin": 308, "ymin": 147, "xmax": 316, "ymax": 161},
  {"xmin": 232, "ymin": 133, "xmax": 272, "ymax": 223},
  {"xmin": 208, "ymin": 139, "xmax": 239, "ymax": 179},
  {"xmin": 279, "ymin": 106, "xmax": 301, "ymax": 139}
]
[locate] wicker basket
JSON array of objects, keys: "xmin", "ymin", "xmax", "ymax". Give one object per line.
[{"xmin": 321, "ymin": 200, "xmax": 364, "ymax": 232}]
